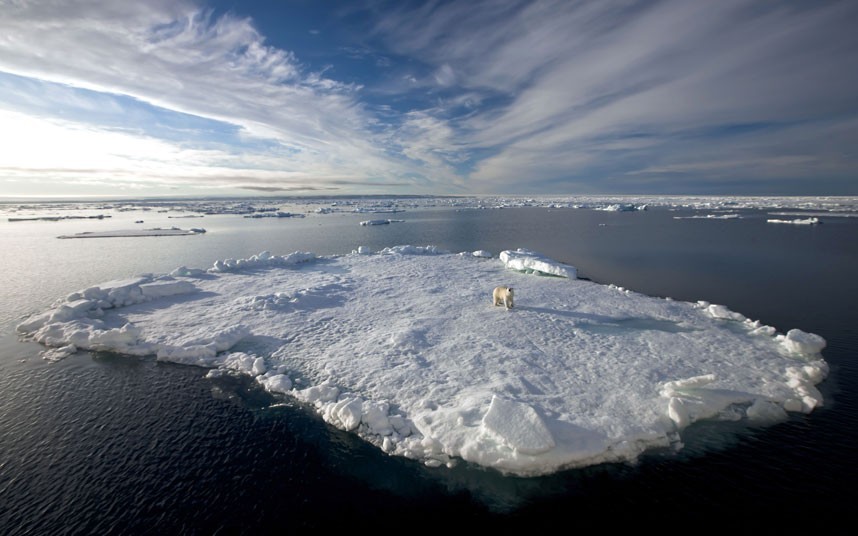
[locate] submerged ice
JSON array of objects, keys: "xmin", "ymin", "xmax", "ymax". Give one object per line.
[{"xmin": 16, "ymin": 246, "xmax": 828, "ymax": 476}]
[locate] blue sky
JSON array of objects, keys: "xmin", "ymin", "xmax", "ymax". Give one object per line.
[{"xmin": 1, "ymin": 0, "xmax": 857, "ymax": 198}]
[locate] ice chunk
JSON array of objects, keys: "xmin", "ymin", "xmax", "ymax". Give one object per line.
[
  {"xmin": 361, "ymin": 400, "xmax": 393, "ymax": 436},
  {"xmin": 667, "ymin": 397, "xmax": 691, "ymax": 428},
  {"xmin": 785, "ymin": 365, "xmax": 827, "ymax": 412},
  {"xmin": 222, "ymin": 352, "xmax": 261, "ymax": 374},
  {"xmin": 779, "ymin": 329, "xmax": 827, "ymax": 356},
  {"xmin": 257, "ymin": 373, "xmax": 292, "ymax": 394},
  {"xmin": 481, "ymin": 395, "xmax": 555, "ymax": 455},
  {"xmin": 500, "ymin": 248, "xmax": 577, "ymax": 278},
  {"xmin": 39, "ymin": 344, "xmax": 78, "ymax": 362},
  {"xmin": 379, "ymin": 245, "xmax": 445, "ymax": 255},
  {"xmin": 746, "ymin": 399, "xmax": 789, "ymax": 424},
  {"xmin": 295, "ymin": 382, "xmax": 340, "ymax": 406},
  {"xmin": 332, "ymin": 397, "xmax": 364, "ymax": 430},
  {"xmin": 170, "ymin": 266, "xmax": 206, "ymax": 277},
  {"xmin": 155, "ymin": 325, "xmax": 251, "ymax": 365},
  {"xmin": 139, "ymin": 280, "xmax": 197, "ymax": 299},
  {"xmin": 208, "ymin": 250, "xmax": 315, "ymax": 273},
  {"xmin": 705, "ymin": 304, "xmax": 747, "ymax": 321},
  {"xmin": 660, "ymin": 374, "xmax": 717, "ymax": 397}
]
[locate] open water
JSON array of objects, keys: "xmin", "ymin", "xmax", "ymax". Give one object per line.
[{"xmin": 1, "ymin": 200, "xmax": 856, "ymax": 532}]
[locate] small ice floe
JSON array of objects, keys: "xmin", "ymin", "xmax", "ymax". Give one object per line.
[
  {"xmin": 673, "ymin": 214, "xmax": 741, "ymax": 220},
  {"xmin": 595, "ymin": 203, "xmax": 647, "ymax": 212},
  {"xmin": 57, "ymin": 227, "xmax": 205, "ymax": 238},
  {"xmin": 360, "ymin": 219, "xmax": 404, "ymax": 226},
  {"xmin": 766, "ymin": 217, "xmax": 821, "ymax": 225}
]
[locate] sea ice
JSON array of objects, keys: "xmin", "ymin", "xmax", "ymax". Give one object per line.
[
  {"xmin": 16, "ymin": 245, "xmax": 828, "ymax": 476},
  {"xmin": 57, "ymin": 227, "xmax": 206, "ymax": 238},
  {"xmin": 766, "ymin": 217, "xmax": 821, "ymax": 225},
  {"xmin": 360, "ymin": 219, "xmax": 404, "ymax": 226}
]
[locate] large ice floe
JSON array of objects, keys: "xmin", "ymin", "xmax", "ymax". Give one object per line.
[{"xmin": 16, "ymin": 246, "xmax": 828, "ymax": 476}]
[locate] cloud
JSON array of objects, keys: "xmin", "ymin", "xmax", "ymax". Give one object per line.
[
  {"xmin": 433, "ymin": 64, "xmax": 456, "ymax": 87},
  {"xmin": 1, "ymin": 0, "xmax": 858, "ymax": 195},
  {"xmin": 371, "ymin": 0, "xmax": 858, "ymax": 193},
  {"xmin": 0, "ymin": 107, "xmax": 403, "ymax": 196},
  {"xmin": 0, "ymin": 0, "xmax": 437, "ymax": 194}
]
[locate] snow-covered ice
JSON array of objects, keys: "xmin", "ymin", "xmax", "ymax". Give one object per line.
[
  {"xmin": 766, "ymin": 217, "xmax": 821, "ymax": 225},
  {"xmin": 57, "ymin": 227, "xmax": 206, "ymax": 238},
  {"xmin": 16, "ymin": 246, "xmax": 828, "ymax": 477},
  {"xmin": 360, "ymin": 219, "xmax": 404, "ymax": 226},
  {"xmin": 673, "ymin": 214, "xmax": 741, "ymax": 220}
]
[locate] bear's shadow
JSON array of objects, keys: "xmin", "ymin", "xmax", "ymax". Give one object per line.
[{"xmin": 513, "ymin": 305, "xmax": 698, "ymax": 334}]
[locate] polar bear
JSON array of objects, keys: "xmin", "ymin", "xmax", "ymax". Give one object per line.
[{"xmin": 492, "ymin": 286, "xmax": 514, "ymax": 310}]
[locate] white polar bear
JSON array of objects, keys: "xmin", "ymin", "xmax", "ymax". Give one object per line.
[{"xmin": 492, "ymin": 286, "xmax": 514, "ymax": 310}]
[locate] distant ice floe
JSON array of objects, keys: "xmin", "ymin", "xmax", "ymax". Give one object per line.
[
  {"xmin": 766, "ymin": 217, "xmax": 821, "ymax": 225},
  {"xmin": 243, "ymin": 212, "xmax": 304, "ymax": 219},
  {"xmin": 209, "ymin": 250, "xmax": 315, "ymax": 273},
  {"xmin": 769, "ymin": 211, "xmax": 857, "ymax": 218},
  {"xmin": 594, "ymin": 203, "xmax": 647, "ymax": 212},
  {"xmin": 360, "ymin": 219, "xmax": 405, "ymax": 226},
  {"xmin": 673, "ymin": 214, "xmax": 741, "ymax": 220},
  {"xmin": 5, "ymin": 194, "xmax": 858, "ymax": 224},
  {"xmin": 57, "ymin": 227, "xmax": 206, "ymax": 238},
  {"xmin": 8, "ymin": 214, "xmax": 112, "ymax": 222},
  {"xmin": 17, "ymin": 246, "xmax": 828, "ymax": 477}
]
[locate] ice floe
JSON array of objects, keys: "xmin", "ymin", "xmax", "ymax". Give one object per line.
[
  {"xmin": 57, "ymin": 227, "xmax": 206, "ymax": 238},
  {"xmin": 16, "ymin": 245, "xmax": 828, "ymax": 476},
  {"xmin": 360, "ymin": 219, "xmax": 404, "ymax": 226},
  {"xmin": 766, "ymin": 217, "xmax": 821, "ymax": 225}
]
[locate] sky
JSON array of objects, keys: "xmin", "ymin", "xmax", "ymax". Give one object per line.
[
  {"xmin": 17, "ymin": 246, "xmax": 828, "ymax": 476},
  {"xmin": 1, "ymin": 0, "xmax": 857, "ymax": 198}
]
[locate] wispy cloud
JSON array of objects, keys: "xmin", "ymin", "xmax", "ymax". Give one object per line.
[
  {"xmin": 0, "ymin": 0, "xmax": 429, "ymax": 194},
  {"xmin": 370, "ymin": 0, "xmax": 858, "ymax": 193}
]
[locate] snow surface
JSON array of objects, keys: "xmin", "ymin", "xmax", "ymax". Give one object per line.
[{"xmin": 16, "ymin": 246, "xmax": 828, "ymax": 477}]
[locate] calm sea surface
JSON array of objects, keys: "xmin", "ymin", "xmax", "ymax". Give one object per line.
[{"xmin": 1, "ymin": 202, "xmax": 856, "ymax": 532}]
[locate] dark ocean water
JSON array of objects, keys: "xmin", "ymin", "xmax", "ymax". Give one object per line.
[{"xmin": 1, "ymin": 203, "xmax": 856, "ymax": 533}]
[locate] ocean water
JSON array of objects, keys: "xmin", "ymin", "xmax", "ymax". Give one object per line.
[{"xmin": 1, "ymin": 200, "xmax": 856, "ymax": 532}]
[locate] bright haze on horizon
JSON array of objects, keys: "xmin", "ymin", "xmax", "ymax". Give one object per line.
[{"xmin": 1, "ymin": 0, "xmax": 857, "ymax": 198}]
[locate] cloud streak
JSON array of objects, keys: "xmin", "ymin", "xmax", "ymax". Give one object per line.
[{"xmin": 372, "ymin": 0, "xmax": 858, "ymax": 193}]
